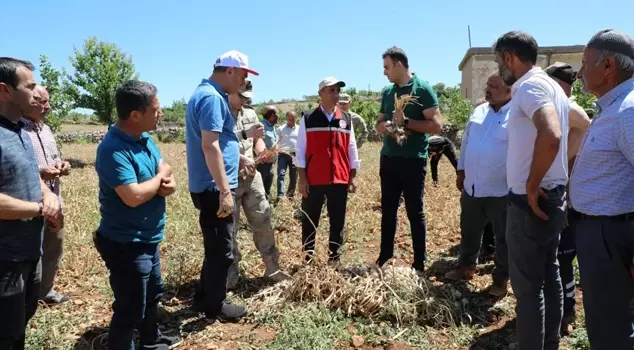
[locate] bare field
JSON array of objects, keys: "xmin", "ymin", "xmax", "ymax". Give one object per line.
[{"xmin": 27, "ymin": 142, "xmax": 588, "ymax": 350}]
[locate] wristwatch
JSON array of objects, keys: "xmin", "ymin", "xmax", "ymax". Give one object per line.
[
  {"xmin": 403, "ymin": 117, "xmax": 410, "ymax": 128},
  {"xmin": 241, "ymin": 130, "xmax": 247, "ymax": 140},
  {"xmin": 38, "ymin": 201, "xmax": 43, "ymax": 216}
]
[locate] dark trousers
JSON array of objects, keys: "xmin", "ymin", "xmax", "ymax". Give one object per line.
[
  {"xmin": 574, "ymin": 212, "xmax": 634, "ymax": 350},
  {"xmin": 94, "ymin": 234, "xmax": 164, "ymax": 350},
  {"xmin": 256, "ymin": 162, "xmax": 274, "ymax": 200},
  {"xmin": 430, "ymin": 152, "xmax": 458, "ymax": 183},
  {"xmin": 506, "ymin": 186, "xmax": 566, "ymax": 350},
  {"xmin": 277, "ymin": 153, "xmax": 297, "ymax": 198},
  {"xmin": 378, "ymin": 155, "xmax": 428, "ymax": 270},
  {"xmin": 458, "ymin": 192, "xmax": 509, "ymax": 283},
  {"xmin": 0, "ymin": 259, "xmax": 41, "ymax": 350},
  {"xmin": 482, "ymin": 222, "xmax": 495, "ymax": 255},
  {"xmin": 40, "ymin": 227, "xmax": 64, "ymax": 299},
  {"xmin": 301, "ymin": 184, "xmax": 348, "ymax": 261},
  {"xmin": 558, "ymin": 211, "xmax": 576, "ymax": 320},
  {"xmin": 190, "ymin": 190, "xmax": 235, "ymax": 317}
]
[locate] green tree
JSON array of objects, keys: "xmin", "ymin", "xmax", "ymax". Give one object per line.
[
  {"xmin": 432, "ymin": 82, "xmax": 447, "ymax": 98},
  {"xmin": 438, "ymin": 85, "xmax": 473, "ymax": 129},
  {"xmin": 38, "ymin": 55, "xmax": 73, "ymax": 133},
  {"xmin": 162, "ymin": 98, "xmax": 187, "ymax": 125},
  {"xmin": 67, "ymin": 37, "xmax": 138, "ymax": 124},
  {"xmin": 572, "ymin": 80, "xmax": 597, "ymax": 112}
]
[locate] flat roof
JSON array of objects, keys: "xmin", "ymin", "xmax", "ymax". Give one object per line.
[{"xmin": 458, "ymin": 45, "xmax": 585, "ymax": 70}]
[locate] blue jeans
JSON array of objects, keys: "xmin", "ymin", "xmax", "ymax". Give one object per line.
[
  {"xmin": 94, "ymin": 233, "xmax": 164, "ymax": 350},
  {"xmin": 277, "ymin": 153, "xmax": 297, "ymax": 198}
]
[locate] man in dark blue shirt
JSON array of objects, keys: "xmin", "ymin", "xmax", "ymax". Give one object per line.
[
  {"xmin": 94, "ymin": 80, "xmax": 180, "ymax": 350},
  {"xmin": 0, "ymin": 57, "xmax": 61, "ymax": 350}
]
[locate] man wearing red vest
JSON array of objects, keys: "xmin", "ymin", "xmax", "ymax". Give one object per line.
[{"xmin": 296, "ymin": 77, "xmax": 360, "ymax": 263}]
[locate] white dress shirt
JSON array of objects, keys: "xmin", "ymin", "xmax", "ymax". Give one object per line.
[
  {"xmin": 458, "ymin": 102, "xmax": 511, "ymax": 198},
  {"xmin": 506, "ymin": 67, "xmax": 570, "ymax": 195},
  {"xmin": 277, "ymin": 123, "xmax": 298, "ymax": 153},
  {"xmin": 296, "ymin": 105, "xmax": 360, "ymax": 169}
]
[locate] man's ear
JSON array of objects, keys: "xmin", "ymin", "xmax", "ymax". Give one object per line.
[{"xmin": 0, "ymin": 82, "xmax": 11, "ymax": 100}]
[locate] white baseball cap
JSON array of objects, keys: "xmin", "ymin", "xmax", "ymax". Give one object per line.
[
  {"xmin": 214, "ymin": 50, "xmax": 259, "ymax": 76},
  {"xmin": 318, "ymin": 77, "xmax": 345, "ymax": 92}
]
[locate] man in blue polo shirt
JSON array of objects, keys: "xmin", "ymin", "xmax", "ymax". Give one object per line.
[
  {"xmin": 94, "ymin": 80, "xmax": 180, "ymax": 350},
  {"xmin": 0, "ymin": 57, "xmax": 63, "ymax": 350},
  {"xmin": 186, "ymin": 50, "xmax": 258, "ymax": 322}
]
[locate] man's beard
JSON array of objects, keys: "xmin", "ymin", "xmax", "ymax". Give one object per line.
[{"xmin": 499, "ymin": 65, "xmax": 517, "ymax": 86}]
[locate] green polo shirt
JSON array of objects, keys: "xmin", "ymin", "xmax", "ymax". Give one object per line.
[{"xmin": 379, "ymin": 73, "xmax": 439, "ymax": 159}]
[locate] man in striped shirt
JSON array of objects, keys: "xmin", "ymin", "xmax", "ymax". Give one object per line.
[
  {"xmin": 570, "ymin": 29, "xmax": 634, "ymax": 350},
  {"xmin": 22, "ymin": 85, "xmax": 71, "ymax": 305}
]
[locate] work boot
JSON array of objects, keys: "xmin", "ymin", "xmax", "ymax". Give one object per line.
[
  {"xmin": 263, "ymin": 255, "xmax": 291, "ymax": 282},
  {"xmin": 445, "ymin": 265, "xmax": 476, "ymax": 281},
  {"xmin": 488, "ymin": 280, "xmax": 509, "ymax": 298}
]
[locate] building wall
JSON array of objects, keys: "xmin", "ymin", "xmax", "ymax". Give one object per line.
[{"xmin": 462, "ymin": 52, "xmax": 583, "ymax": 105}]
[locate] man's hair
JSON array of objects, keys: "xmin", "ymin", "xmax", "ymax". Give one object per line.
[
  {"xmin": 382, "ymin": 46, "xmax": 409, "ymax": 69},
  {"xmin": 0, "ymin": 57, "xmax": 35, "ymax": 88},
  {"xmin": 493, "ymin": 31, "xmax": 538, "ymax": 64},
  {"xmin": 593, "ymin": 49, "xmax": 634, "ymax": 75},
  {"xmin": 213, "ymin": 66, "xmax": 228, "ymax": 73},
  {"xmin": 488, "ymin": 70, "xmax": 510, "ymax": 88},
  {"xmin": 115, "ymin": 80, "xmax": 158, "ymax": 120}
]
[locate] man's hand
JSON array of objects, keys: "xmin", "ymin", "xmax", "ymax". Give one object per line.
[
  {"xmin": 157, "ymin": 160, "xmax": 173, "ymax": 178},
  {"xmin": 392, "ymin": 110, "xmax": 405, "ymax": 126},
  {"xmin": 239, "ymin": 155, "xmax": 256, "ymax": 176},
  {"xmin": 41, "ymin": 192, "xmax": 60, "ymax": 220},
  {"xmin": 158, "ymin": 175, "xmax": 176, "ymax": 197},
  {"xmin": 247, "ymin": 124, "xmax": 264, "ymax": 139},
  {"xmin": 46, "ymin": 213, "xmax": 64, "ymax": 233},
  {"xmin": 348, "ymin": 176, "xmax": 358, "ymax": 193},
  {"xmin": 527, "ymin": 186, "xmax": 549, "ymax": 220},
  {"xmin": 56, "ymin": 161, "xmax": 72, "ymax": 176},
  {"xmin": 456, "ymin": 170, "xmax": 465, "ymax": 192},
  {"xmin": 298, "ymin": 176, "xmax": 310, "ymax": 198},
  {"xmin": 40, "ymin": 165, "xmax": 60, "ymax": 181},
  {"xmin": 217, "ymin": 191, "xmax": 234, "ymax": 218}
]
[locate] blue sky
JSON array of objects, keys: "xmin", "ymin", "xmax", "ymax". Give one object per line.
[{"xmin": 2, "ymin": 0, "xmax": 633, "ymax": 107}]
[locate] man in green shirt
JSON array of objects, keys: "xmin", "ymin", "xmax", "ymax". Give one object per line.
[{"xmin": 374, "ymin": 46, "xmax": 443, "ymax": 273}]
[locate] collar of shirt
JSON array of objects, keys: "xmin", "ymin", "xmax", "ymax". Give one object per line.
[
  {"xmin": 488, "ymin": 101, "xmax": 512, "ymax": 114},
  {"xmin": 20, "ymin": 117, "xmax": 43, "ymax": 132},
  {"xmin": 511, "ymin": 66, "xmax": 545, "ymax": 96},
  {"xmin": 0, "ymin": 115, "xmax": 24, "ymax": 132},
  {"xmin": 319, "ymin": 104, "xmax": 342, "ymax": 121},
  {"xmin": 596, "ymin": 79, "xmax": 634, "ymax": 114},
  {"xmin": 110, "ymin": 125, "xmax": 151, "ymax": 146},
  {"xmin": 203, "ymin": 78, "xmax": 228, "ymax": 100}
]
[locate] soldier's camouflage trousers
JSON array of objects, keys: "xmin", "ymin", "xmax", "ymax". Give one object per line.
[{"xmin": 228, "ymin": 170, "xmax": 281, "ymax": 286}]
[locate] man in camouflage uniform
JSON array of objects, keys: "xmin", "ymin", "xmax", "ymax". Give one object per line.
[
  {"xmin": 227, "ymin": 79, "xmax": 291, "ymax": 289},
  {"xmin": 338, "ymin": 93, "xmax": 369, "ymax": 148}
]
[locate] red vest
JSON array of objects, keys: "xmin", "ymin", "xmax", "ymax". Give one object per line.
[{"xmin": 304, "ymin": 106, "xmax": 352, "ymax": 186}]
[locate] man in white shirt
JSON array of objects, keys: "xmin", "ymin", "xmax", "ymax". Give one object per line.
[
  {"xmin": 495, "ymin": 31, "xmax": 570, "ymax": 350},
  {"xmin": 296, "ymin": 77, "xmax": 360, "ymax": 263},
  {"xmin": 445, "ymin": 72, "xmax": 512, "ymax": 298},
  {"xmin": 276, "ymin": 111, "xmax": 298, "ymax": 199}
]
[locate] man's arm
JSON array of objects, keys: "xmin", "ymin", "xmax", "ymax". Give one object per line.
[
  {"xmin": 348, "ymin": 119, "xmax": 360, "ymax": 171},
  {"xmin": 457, "ymin": 118, "xmax": 472, "ymax": 171},
  {"xmin": 404, "ymin": 106, "xmax": 443, "ymax": 134},
  {"xmin": 617, "ymin": 108, "xmax": 634, "ymax": 166},
  {"xmin": 0, "ymin": 193, "xmax": 40, "ymax": 220},
  {"xmin": 567, "ymin": 102, "xmax": 591, "ymax": 165},
  {"xmin": 115, "ymin": 177, "xmax": 164, "ymax": 208},
  {"xmin": 527, "ymin": 106, "xmax": 562, "ymax": 192},
  {"xmin": 352, "ymin": 113, "xmax": 369, "ymax": 146},
  {"xmin": 202, "ymin": 131, "xmax": 230, "ymax": 193}
]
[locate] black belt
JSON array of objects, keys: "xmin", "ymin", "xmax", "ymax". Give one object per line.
[{"xmin": 569, "ymin": 208, "xmax": 634, "ymax": 222}]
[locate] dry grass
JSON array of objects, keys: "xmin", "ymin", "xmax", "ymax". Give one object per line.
[{"xmin": 26, "ymin": 142, "xmax": 588, "ymax": 350}]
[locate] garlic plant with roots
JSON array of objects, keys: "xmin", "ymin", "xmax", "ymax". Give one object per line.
[{"xmin": 386, "ymin": 92, "xmax": 423, "ymax": 146}]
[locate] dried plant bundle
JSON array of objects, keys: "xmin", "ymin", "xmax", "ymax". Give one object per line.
[{"xmin": 388, "ymin": 93, "xmax": 423, "ymax": 146}]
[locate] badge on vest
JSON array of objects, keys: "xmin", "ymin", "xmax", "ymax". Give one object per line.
[{"xmin": 339, "ymin": 120, "xmax": 347, "ymax": 129}]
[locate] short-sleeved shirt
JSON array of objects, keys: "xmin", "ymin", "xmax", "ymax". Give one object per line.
[
  {"xmin": 186, "ymin": 79, "xmax": 240, "ymax": 193},
  {"xmin": 379, "ymin": 73, "xmax": 439, "ymax": 158},
  {"xmin": 96, "ymin": 125, "xmax": 166, "ymax": 244},
  {"xmin": 234, "ymin": 107, "xmax": 259, "ymax": 159},
  {"xmin": 21, "ymin": 119, "xmax": 63, "ymax": 204},
  {"xmin": 506, "ymin": 67, "xmax": 570, "ymax": 195},
  {"xmin": 0, "ymin": 116, "xmax": 44, "ymax": 261},
  {"xmin": 260, "ymin": 118, "xmax": 278, "ymax": 149}
]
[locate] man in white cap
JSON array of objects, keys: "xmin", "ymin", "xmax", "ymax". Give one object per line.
[
  {"xmin": 337, "ymin": 93, "xmax": 369, "ymax": 148},
  {"xmin": 186, "ymin": 50, "xmax": 257, "ymax": 322},
  {"xmin": 570, "ymin": 29, "xmax": 634, "ymax": 349},
  {"xmin": 296, "ymin": 77, "xmax": 360, "ymax": 263}
]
